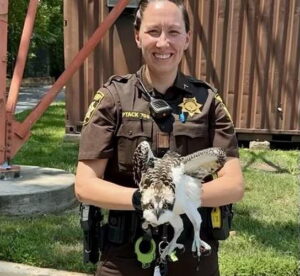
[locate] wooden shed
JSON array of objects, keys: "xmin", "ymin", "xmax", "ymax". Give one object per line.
[{"xmin": 63, "ymin": 0, "xmax": 300, "ymax": 143}]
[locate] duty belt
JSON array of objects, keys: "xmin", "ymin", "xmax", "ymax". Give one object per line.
[{"xmin": 106, "ymin": 208, "xmax": 213, "ymax": 246}]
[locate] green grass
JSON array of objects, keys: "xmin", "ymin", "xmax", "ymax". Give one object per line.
[
  {"xmin": 219, "ymin": 149, "xmax": 299, "ymax": 276},
  {"xmin": 13, "ymin": 102, "xmax": 78, "ymax": 172},
  {"xmin": 1, "ymin": 102, "xmax": 96, "ymax": 273},
  {"xmin": 0, "ymin": 102, "xmax": 299, "ymax": 275},
  {"xmin": 0, "ymin": 211, "xmax": 95, "ymax": 272}
]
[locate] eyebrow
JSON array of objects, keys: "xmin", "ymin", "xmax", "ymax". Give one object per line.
[{"xmin": 144, "ymin": 23, "xmax": 182, "ymax": 29}]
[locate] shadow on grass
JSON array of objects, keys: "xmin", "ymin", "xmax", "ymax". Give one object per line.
[
  {"xmin": 242, "ymin": 151, "xmax": 291, "ymax": 173},
  {"xmin": 15, "ymin": 104, "xmax": 66, "ymax": 140},
  {"xmin": 233, "ymin": 208, "xmax": 299, "ymax": 258},
  {"xmin": 13, "ymin": 103, "xmax": 79, "ymax": 173}
]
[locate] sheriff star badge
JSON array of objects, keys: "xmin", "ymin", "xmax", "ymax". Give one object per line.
[{"xmin": 178, "ymin": 97, "xmax": 202, "ymax": 117}]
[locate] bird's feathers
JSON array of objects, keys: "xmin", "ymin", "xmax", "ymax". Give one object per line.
[
  {"xmin": 132, "ymin": 141, "xmax": 227, "ymax": 259},
  {"xmin": 132, "ymin": 141, "xmax": 157, "ymax": 186},
  {"xmin": 172, "ymin": 165, "xmax": 201, "ymax": 214},
  {"xmin": 132, "ymin": 141, "xmax": 226, "ymax": 216},
  {"xmin": 181, "ymin": 147, "xmax": 226, "ymax": 178}
]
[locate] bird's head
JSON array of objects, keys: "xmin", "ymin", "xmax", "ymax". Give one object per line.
[{"xmin": 140, "ymin": 175, "xmax": 175, "ymax": 226}]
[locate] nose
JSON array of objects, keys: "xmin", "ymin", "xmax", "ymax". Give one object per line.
[{"xmin": 156, "ymin": 32, "xmax": 169, "ymax": 48}]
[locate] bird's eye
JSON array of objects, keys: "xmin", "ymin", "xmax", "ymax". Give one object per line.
[
  {"xmin": 148, "ymin": 203, "xmax": 154, "ymax": 209},
  {"xmin": 162, "ymin": 202, "xmax": 170, "ymax": 209}
]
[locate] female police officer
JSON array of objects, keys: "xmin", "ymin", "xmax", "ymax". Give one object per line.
[{"xmin": 75, "ymin": 0, "xmax": 244, "ymax": 275}]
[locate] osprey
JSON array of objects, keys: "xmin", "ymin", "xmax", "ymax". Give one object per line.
[{"xmin": 132, "ymin": 141, "xmax": 226, "ymax": 260}]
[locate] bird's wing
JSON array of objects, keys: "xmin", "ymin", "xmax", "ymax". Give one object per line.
[
  {"xmin": 181, "ymin": 147, "xmax": 226, "ymax": 179},
  {"xmin": 132, "ymin": 141, "xmax": 157, "ymax": 186}
]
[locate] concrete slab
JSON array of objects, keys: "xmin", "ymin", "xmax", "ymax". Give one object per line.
[
  {"xmin": 0, "ymin": 261, "xmax": 92, "ymax": 276},
  {"xmin": 0, "ymin": 166, "xmax": 76, "ymax": 216}
]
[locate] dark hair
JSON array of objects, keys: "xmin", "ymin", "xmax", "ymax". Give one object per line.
[{"xmin": 134, "ymin": 0, "xmax": 190, "ymax": 33}]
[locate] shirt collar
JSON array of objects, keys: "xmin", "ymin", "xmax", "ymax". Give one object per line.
[
  {"xmin": 173, "ymin": 71, "xmax": 194, "ymax": 95},
  {"xmin": 135, "ymin": 66, "xmax": 193, "ymax": 97}
]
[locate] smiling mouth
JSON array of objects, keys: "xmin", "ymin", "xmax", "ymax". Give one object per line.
[{"xmin": 153, "ymin": 53, "xmax": 173, "ymax": 60}]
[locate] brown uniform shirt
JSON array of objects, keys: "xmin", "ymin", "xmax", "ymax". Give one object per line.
[
  {"xmin": 79, "ymin": 67, "xmax": 238, "ymax": 276},
  {"xmin": 79, "ymin": 66, "xmax": 239, "ymax": 188}
]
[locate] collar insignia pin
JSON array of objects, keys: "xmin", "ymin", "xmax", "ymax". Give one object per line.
[{"xmin": 178, "ymin": 97, "xmax": 202, "ymax": 117}]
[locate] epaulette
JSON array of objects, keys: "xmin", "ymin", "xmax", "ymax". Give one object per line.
[
  {"xmin": 187, "ymin": 76, "xmax": 218, "ymax": 93},
  {"xmin": 105, "ymin": 74, "xmax": 132, "ymax": 86}
]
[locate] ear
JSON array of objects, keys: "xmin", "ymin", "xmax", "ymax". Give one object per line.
[
  {"xmin": 184, "ymin": 30, "xmax": 191, "ymax": 50},
  {"xmin": 135, "ymin": 30, "xmax": 142, "ymax": 49}
]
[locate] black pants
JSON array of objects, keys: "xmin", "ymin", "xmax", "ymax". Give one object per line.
[{"xmin": 95, "ymin": 239, "xmax": 219, "ymax": 276}]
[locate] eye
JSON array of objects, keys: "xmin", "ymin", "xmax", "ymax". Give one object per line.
[
  {"xmin": 169, "ymin": 30, "xmax": 180, "ymax": 36},
  {"xmin": 163, "ymin": 202, "xmax": 170, "ymax": 209},
  {"xmin": 147, "ymin": 29, "xmax": 160, "ymax": 37},
  {"xmin": 142, "ymin": 202, "xmax": 154, "ymax": 209}
]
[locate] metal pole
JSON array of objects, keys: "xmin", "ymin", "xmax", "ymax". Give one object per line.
[
  {"xmin": 0, "ymin": 0, "xmax": 8, "ymax": 164},
  {"xmin": 17, "ymin": 0, "xmax": 130, "ymax": 139},
  {"xmin": 6, "ymin": 0, "xmax": 39, "ymax": 114}
]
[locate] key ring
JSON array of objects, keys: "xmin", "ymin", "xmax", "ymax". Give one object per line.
[{"xmin": 158, "ymin": 240, "xmax": 169, "ymax": 256}]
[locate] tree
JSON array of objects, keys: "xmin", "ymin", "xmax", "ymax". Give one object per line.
[{"xmin": 7, "ymin": 0, "xmax": 64, "ymax": 79}]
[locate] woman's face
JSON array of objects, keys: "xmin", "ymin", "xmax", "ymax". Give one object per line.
[{"xmin": 135, "ymin": 1, "xmax": 190, "ymax": 77}]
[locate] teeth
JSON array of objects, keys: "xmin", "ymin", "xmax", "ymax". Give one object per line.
[{"xmin": 154, "ymin": 53, "xmax": 171, "ymax": 59}]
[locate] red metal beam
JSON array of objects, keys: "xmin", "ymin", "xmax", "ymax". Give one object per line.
[
  {"xmin": 8, "ymin": 0, "xmax": 130, "ymax": 160},
  {"xmin": 17, "ymin": 0, "xmax": 130, "ymax": 139},
  {"xmin": 0, "ymin": 0, "xmax": 8, "ymax": 164},
  {"xmin": 6, "ymin": 0, "xmax": 39, "ymax": 114}
]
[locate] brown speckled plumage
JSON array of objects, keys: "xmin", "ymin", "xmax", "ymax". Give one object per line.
[{"xmin": 132, "ymin": 141, "xmax": 227, "ymax": 260}]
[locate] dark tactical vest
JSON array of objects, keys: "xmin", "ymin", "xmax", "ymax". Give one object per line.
[{"xmin": 103, "ymin": 73, "xmax": 217, "ymax": 189}]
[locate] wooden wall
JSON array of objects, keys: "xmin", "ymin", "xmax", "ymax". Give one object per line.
[{"xmin": 64, "ymin": 0, "xmax": 300, "ymax": 142}]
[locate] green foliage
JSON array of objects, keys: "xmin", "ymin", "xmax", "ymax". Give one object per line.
[
  {"xmin": 8, "ymin": 0, "xmax": 64, "ymax": 78},
  {"xmin": 0, "ymin": 104, "xmax": 299, "ymax": 274}
]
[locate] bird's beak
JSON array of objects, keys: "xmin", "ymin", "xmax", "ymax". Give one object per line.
[{"xmin": 155, "ymin": 208, "xmax": 163, "ymax": 220}]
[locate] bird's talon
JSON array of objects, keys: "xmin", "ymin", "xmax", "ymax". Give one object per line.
[
  {"xmin": 195, "ymin": 256, "xmax": 201, "ymax": 271},
  {"xmin": 177, "ymin": 245, "xmax": 185, "ymax": 254},
  {"xmin": 176, "ymin": 243, "xmax": 184, "ymax": 250},
  {"xmin": 200, "ymin": 246, "xmax": 211, "ymax": 256},
  {"xmin": 192, "ymin": 251, "xmax": 198, "ymax": 258}
]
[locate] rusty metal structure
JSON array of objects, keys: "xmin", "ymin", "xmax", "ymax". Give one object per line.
[
  {"xmin": 0, "ymin": 0, "xmax": 130, "ymax": 169},
  {"xmin": 0, "ymin": 1, "xmax": 8, "ymax": 165},
  {"xmin": 64, "ymin": 0, "xmax": 300, "ymax": 143}
]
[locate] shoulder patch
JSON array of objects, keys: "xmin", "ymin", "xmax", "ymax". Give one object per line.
[
  {"xmin": 83, "ymin": 91, "xmax": 105, "ymax": 126},
  {"xmin": 215, "ymin": 93, "xmax": 233, "ymax": 122}
]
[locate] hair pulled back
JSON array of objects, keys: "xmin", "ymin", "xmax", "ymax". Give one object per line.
[{"xmin": 134, "ymin": 0, "xmax": 190, "ymax": 33}]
